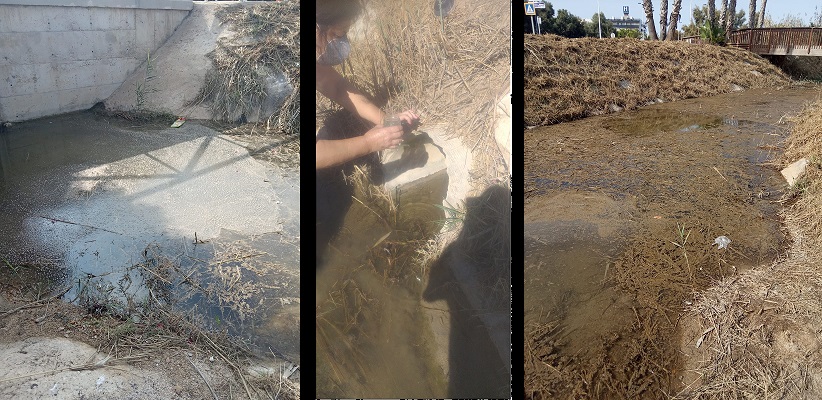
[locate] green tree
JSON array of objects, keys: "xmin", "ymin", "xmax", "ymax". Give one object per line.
[
  {"xmin": 550, "ymin": 9, "xmax": 586, "ymax": 38},
  {"xmin": 536, "ymin": 3, "xmax": 555, "ymax": 34},
  {"xmin": 683, "ymin": 5, "xmax": 745, "ymax": 36},
  {"xmin": 617, "ymin": 28, "xmax": 642, "ymax": 38},
  {"xmin": 585, "ymin": 12, "xmax": 615, "ymax": 38}
]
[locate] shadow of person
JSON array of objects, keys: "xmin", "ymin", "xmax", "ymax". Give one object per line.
[{"xmin": 422, "ymin": 184, "xmax": 512, "ymax": 398}]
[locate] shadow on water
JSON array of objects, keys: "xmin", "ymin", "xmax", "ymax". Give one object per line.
[
  {"xmin": 0, "ymin": 111, "xmax": 301, "ymax": 363},
  {"xmin": 423, "ymin": 184, "xmax": 512, "ymax": 398}
]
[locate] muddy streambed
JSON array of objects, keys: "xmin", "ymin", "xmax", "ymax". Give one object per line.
[
  {"xmin": 315, "ymin": 166, "xmax": 451, "ymax": 397},
  {"xmin": 0, "ymin": 111, "xmax": 300, "ymax": 364},
  {"xmin": 524, "ymin": 86, "xmax": 819, "ymax": 397}
]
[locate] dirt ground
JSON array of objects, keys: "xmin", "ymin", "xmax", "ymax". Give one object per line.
[{"xmin": 524, "ymin": 84, "xmax": 821, "ymax": 398}]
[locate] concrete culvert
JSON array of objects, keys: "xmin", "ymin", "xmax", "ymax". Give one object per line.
[{"xmin": 105, "ymin": 1, "xmax": 300, "ymax": 134}]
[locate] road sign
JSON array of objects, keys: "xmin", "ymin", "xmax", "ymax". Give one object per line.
[
  {"xmin": 534, "ymin": 0, "xmax": 546, "ymax": 8},
  {"xmin": 525, "ymin": 2, "xmax": 535, "ymax": 15}
]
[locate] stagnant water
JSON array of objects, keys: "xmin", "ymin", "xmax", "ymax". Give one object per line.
[
  {"xmin": 315, "ymin": 164, "xmax": 453, "ymax": 397},
  {"xmin": 0, "ymin": 111, "xmax": 300, "ymax": 363},
  {"xmin": 524, "ymin": 85, "xmax": 821, "ymax": 395}
]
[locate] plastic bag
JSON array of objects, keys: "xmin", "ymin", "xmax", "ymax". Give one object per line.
[{"xmin": 713, "ymin": 236, "xmax": 731, "ymax": 249}]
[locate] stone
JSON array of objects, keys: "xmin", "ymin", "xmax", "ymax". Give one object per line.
[
  {"xmin": 781, "ymin": 158, "xmax": 809, "ymax": 187},
  {"xmin": 381, "ymin": 136, "xmax": 447, "ymax": 192}
]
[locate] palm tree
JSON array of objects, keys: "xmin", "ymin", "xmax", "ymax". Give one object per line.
[
  {"xmin": 749, "ymin": 0, "xmax": 756, "ymax": 28},
  {"xmin": 759, "ymin": 0, "xmax": 767, "ymax": 27},
  {"xmin": 668, "ymin": 0, "xmax": 682, "ymax": 40},
  {"xmin": 726, "ymin": 0, "xmax": 737, "ymax": 35},
  {"xmin": 643, "ymin": 0, "xmax": 658, "ymax": 40},
  {"xmin": 708, "ymin": 0, "xmax": 716, "ymax": 29},
  {"xmin": 720, "ymin": 0, "xmax": 729, "ymax": 30},
  {"xmin": 660, "ymin": 0, "xmax": 669, "ymax": 40}
]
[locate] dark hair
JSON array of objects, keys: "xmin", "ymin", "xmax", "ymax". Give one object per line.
[{"xmin": 316, "ymin": 0, "xmax": 363, "ymax": 30}]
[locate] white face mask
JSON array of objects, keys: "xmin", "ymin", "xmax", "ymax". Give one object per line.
[{"xmin": 316, "ymin": 28, "xmax": 351, "ymax": 66}]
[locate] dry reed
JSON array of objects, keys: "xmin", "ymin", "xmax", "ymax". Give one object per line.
[
  {"xmin": 524, "ymin": 34, "xmax": 791, "ymax": 126},
  {"xmin": 676, "ymin": 99, "xmax": 822, "ymax": 399},
  {"xmin": 194, "ymin": 1, "xmax": 300, "ymax": 134}
]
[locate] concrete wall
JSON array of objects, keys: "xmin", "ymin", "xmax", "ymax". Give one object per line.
[{"xmin": 0, "ymin": 0, "xmax": 192, "ymax": 121}]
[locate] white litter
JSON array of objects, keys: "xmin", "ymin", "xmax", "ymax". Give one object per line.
[
  {"xmin": 714, "ymin": 236, "xmax": 731, "ymax": 249},
  {"xmin": 49, "ymin": 383, "xmax": 59, "ymax": 395},
  {"xmin": 96, "ymin": 375, "xmax": 105, "ymax": 390}
]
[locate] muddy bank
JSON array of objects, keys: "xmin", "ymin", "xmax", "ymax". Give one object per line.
[
  {"xmin": 524, "ymin": 85, "xmax": 820, "ymax": 398},
  {"xmin": 678, "ymin": 94, "xmax": 822, "ymax": 398},
  {"xmin": 524, "ymin": 34, "xmax": 790, "ymax": 126}
]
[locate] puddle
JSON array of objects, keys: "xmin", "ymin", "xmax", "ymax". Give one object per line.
[
  {"xmin": 524, "ymin": 86, "xmax": 819, "ymax": 396},
  {"xmin": 604, "ymin": 109, "xmax": 723, "ymax": 136},
  {"xmin": 315, "ymin": 167, "xmax": 453, "ymax": 397},
  {"xmin": 0, "ymin": 111, "xmax": 300, "ymax": 363}
]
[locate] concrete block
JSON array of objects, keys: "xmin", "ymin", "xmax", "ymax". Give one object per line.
[
  {"xmin": 0, "ymin": 63, "xmax": 59, "ymax": 97},
  {"xmin": 134, "ymin": 9, "xmax": 155, "ymax": 51},
  {"xmin": 781, "ymin": 158, "xmax": 809, "ymax": 187},
  {"xmin": 1, "ymin": 3, "xmax": 191, "ymax": 121},
  {"xmin": 382, "ymin": 136, "xmax": 448, "ymax": 192}
]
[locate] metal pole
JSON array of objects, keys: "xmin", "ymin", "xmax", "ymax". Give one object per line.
[
  {"xmin": 538, "ymin": 16, "xmax": 541, "ymax": 34},
  {"xmin": 531, "ymin": 15, "xmax": 535, "ymax": 34},
  {"xmin": 597, "ymin": 0, "xmax": 602, "ymax": 38}
]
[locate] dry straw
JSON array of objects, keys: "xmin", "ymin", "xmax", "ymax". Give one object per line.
[
  {"xmin": 524, "ymin": 34, "xmax": 790, "ymax": 126},
  {"xmin": 194, "ymin": 1, "xmax": 300, "ymax": 134},
  {"xmin": 676, "ymin": 99, "xmax": 822, "ymax": 399},
  {"xmin": 316, "ymin": 0, "xmax": 509, "ymax": 183}
]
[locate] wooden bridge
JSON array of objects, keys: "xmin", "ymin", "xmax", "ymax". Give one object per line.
[{"xmin": 727, "ymin": 28, "xmax": 822, "ymax": 56}]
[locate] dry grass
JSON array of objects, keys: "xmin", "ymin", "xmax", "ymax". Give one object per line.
[
  {"xmin": 524, "ymin": 34, "xmax": 791, "ymax": 126},
  {"xmin": 675, "ymin": 100, "xmax": 822, "ymax": 399},
  {"xmin": 316, "ymin": 0, "xmax": 509, "ymax": 185},
  {"xmin": 193, "ymin": 1, "xmax": 300, "ymax": 134}
]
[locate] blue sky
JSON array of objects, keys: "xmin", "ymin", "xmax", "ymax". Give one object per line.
[{"xmin": 546, "ymin": 0, "xmax": 822, "ymax": 27}]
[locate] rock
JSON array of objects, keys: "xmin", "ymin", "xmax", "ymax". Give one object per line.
[
  {"xmin": 781, "ymin": 158, "xmax": 809, "ymax": 187},
  {"xmin": 381, "ymin": 137, "xmax": 447, "ymax": 192}
]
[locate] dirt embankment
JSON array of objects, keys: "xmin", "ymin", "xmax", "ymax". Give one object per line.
[{"xmin": 524, "ymin": 35, "xmax": 790, "ymax": 126}]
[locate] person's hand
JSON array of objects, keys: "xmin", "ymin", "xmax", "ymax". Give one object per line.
[
  {"xmin": 364, "ymin": 124, "xmax": 404, "ymax": 152},
  {"xmin": 396, "ymin": 109, "xmax": 420, "ymax": 126}
]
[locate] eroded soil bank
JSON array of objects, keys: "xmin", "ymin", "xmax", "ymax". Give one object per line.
[{"xmin": 524, "ymin": 85, "xmax": 820, "ymax": 398}]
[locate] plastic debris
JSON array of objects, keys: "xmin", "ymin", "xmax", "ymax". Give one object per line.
[
  {"xmin": 170, "ymin": 117, "xmax": 186, "ymax": 128},
  {"xmin": 714, "ymin": 236, "xmax": 731, "ymax": 249},
  {"xmin": 49, "ymin": 383, "xmax": 59, "ymax": 395},
  {"xmin": 96, "ymin": 375, "xmax": 105, "ymax": 390}
]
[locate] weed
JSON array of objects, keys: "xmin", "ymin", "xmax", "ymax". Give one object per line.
[{"xmin": 672, "ymin": 222, "xmax": 693, "ymax": 278}]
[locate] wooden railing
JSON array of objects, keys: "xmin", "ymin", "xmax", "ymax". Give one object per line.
[{"xmin": 727, "ymin": 28, "xmax": 822, "ymax": 56}]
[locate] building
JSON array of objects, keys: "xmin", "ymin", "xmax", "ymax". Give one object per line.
[{"xmin": 608, "ymin": 5, "xmax": 643, "ymax": 33}]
